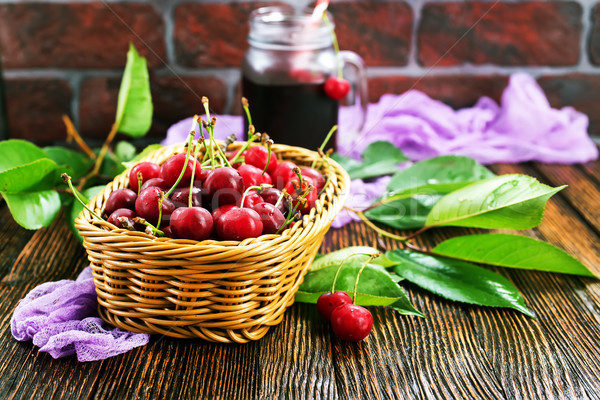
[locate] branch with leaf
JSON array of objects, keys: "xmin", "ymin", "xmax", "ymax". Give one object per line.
[
  {"xmin": 297, "ymin": 141, "xmax": 596, "ymax": 317},
  {"xmin": 0, "ymin": 44, "xmax": 157, "ymax": 239}
]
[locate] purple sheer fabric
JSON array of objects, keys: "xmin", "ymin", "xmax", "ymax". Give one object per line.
[{"xmin": 11, "ymin": 267, "xmax": 149, "ymax": 362}]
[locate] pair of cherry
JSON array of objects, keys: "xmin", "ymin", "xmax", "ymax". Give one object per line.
[{"xmin": 316, "ymin": 291, "xmax": 373, "ymax": 342}]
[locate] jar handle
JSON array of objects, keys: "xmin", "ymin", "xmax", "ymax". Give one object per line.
[{"xmin": 339, "ymin": 51, "xmax": 368, "ymax": 142}]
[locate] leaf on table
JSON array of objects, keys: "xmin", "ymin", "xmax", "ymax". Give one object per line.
[
  {"xmin": 386, "ymin": 155, "xmax": 495, "ymax": 196},
  {"xmin": 68, "ymin": 185, "xmax": 105, "ymax": 242},
  {"xmin": 0, "ymin": 159, "xmax": 58, "ymax": 193},
  {"xmin": 387, "ymin": 249, "xmax": 534, "ymax": 317},
  {"xmin": 432, "ymin": 233, "xmax": 595, "ymax": 277},
  {"xmin": 114, "ymin": 43, "xmax": 153, "ymax": 138},
  {"xmin": 331, "ymin": 141, "xmax": 408, "ymax": 180},
  {"xmin": 122, "ymin": 144, "xmax": 163, "ymax": 169},
  {"xmin": 365, "ymin": 194, "xmax": 443, "ymax": 230},
  {"xmin": 310, "ymin": 246, "xmax": 397, "ymax": 271},
  {"xmin": 115, "ymin": 141, "xmax": 137, "ymax": 163},
  {"xmin": 0, "ymin": 139, "xmax": 49, "ymax": 171},
  {"xmin": 297, "ymin": 258, "xmax": 423, "ymax": 316},
  {"xmin": 425, "ymin": 174, "xmax": 565, "ymax": 230},
  {"xmin": 98, "ymin": 151, "xmax": 126, "ymax": 178},
  {"xmin": 44, "ymin": 146, "xmax": 92, "ymax": 180},
  {"xmin": 2, "ymin": 190, "xmax": 61, "ymax": 230}
]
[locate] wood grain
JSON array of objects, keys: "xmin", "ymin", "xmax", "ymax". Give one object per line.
[{"xmin": 0, "ymin": 160, "xmax": 599, "ymax": 399}]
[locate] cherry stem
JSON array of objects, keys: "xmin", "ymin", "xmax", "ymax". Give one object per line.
[
  {"xmin": 137, "ymin": 172, "xmax": 143, "ymax": 195},
  {"xmin": 165, "ymin": 124, "xmax": 196, "ymax": 198},
  {"xmin": 330, "ymin": 252, "xmax": 374, "ymax": 294},
  {"xmin": 322, "ymin": 14, "xmax": 342, "ymax": 78},
  {"xmin": 61, "ymin": 173, "xmax": 104, "ymax": 222},
  {"xmin": 188, "ymin": 139, "xmax": 202, "ymax": 208},
  {"xmin": 311, "ymin": 125, "xmax": 337, "ymax": 169},
  {"xmin": 262, "ymin": 140, "xmax": 273, "ymax": 175},
  {"xmin": 242, "ymin": 97, "xmax": 253, "ymax": 127},
  {"xmin": 133, "ymin": 217, "xmax": 164, "ymax": 237},
  {"xmin": 352, "ymin": 253, "xmax": 379, "ymax": 303},
  {"xmin": 240, "ymin": 184, "xmax": 272, "ymax": 207},
  {"xmin": 62, "ymin": 115, "xmax": 95, "ymax": 159},
  {"xmin": 343, "ymin": 206, "xmax": 408, "ymax": 242},
  {"xmin": 77, "ymin": 122, "xmax": 118, "ymax": 191}
]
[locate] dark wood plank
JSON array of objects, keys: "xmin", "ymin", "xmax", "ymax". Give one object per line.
[
  {"xmin": 532, "ymin": 162, "xmax": 600, "ymax": 235},
  {"xmin": 580, "ymin": 158, "xmax": 600, "ymax": 183},
  {"xmin": 0, "ymin": 203, "xmax": 35, "ymax": 279}
]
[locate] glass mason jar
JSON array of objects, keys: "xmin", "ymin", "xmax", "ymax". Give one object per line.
[{"xmin": 241, "ymin": 5, "xmax": 367, "ymax": 151}]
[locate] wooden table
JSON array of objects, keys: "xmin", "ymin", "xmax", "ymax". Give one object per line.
[{"xmin": 1, "ymin": 160, "xmax": 599, "ymax": 400}]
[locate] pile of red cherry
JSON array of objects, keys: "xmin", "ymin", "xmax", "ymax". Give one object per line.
[
  {"xmin": 103, "ymin": 144, "xmax": 326, "ymax": 242},
  {"xmin": 317, "ymin": 291, "xmax": 373, "ymax": 342}
]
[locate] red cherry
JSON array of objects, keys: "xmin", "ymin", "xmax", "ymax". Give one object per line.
[
  {"xmin": 216, "ymin": 207, "xmax": 263, "ymax": 241},
  {"xmin": 271, "ymin": 161, "xmax": 298, "ymax": 189},
  {"xmin": 211, "ymin": 204, "xmax": 236, "ymax": 224},
  {"xmin": 141, "ymin": 177, "xmax": 169, "ymax": 192},
  {"xmin": 316, "ymin": 291, "xmax": 352, "ymax": 321},
  {"xmin": 135, "ymin": 187, "xmax": 175, "ymax": 227},
  {"xmin": 330, "ymin": 303, "xmax": 373, "ymax": 342},
  {"xmin": 300, "ymin": 167, "xmax": 326, "ymax": 193},
  {"xmin": 237, "ymin": 164, "xmax": 272, "ymax": 190},
  {"xmin": 162, "ymin": 225, "xmax": 175, "ymax": 238},
  {"xmin": 244, "ymin": 146, "xmax": 278, "ymax": 176},
  {"xmin": 252, "ymin": 203, "xmax": 286, "ymax": 234},
  {"xmin": 284, "ymin": 176, "xmax": 317, "ymax": 213},
  {"xmin": 238, "ymin": 190, "xmax": 264, "ymax": 209},
  {"xmin": 128, "ymin": 162, "xmax": 161, "ymax": 192},
  {"xmin": 260, "ymin": 187, "xmax": 287, "ymax": 214},
  {"xmin": 170, "ymin": 207, "xmax": 213, "ymax": 241},
  {"xmin": 105, "ymin": 188, "xmax": 137, "ymax": 215},
  {"xmin": 203, "ymin": 167, "xmax": 244, "ymax": 208},
  {"xmin": 169, "ymin": 187, "xmax": 202, "ymax": 208},
  {"xmin": 227, "ymin": 150, "xmax": 246, "ymax": 169},
  {"xmin": 160, "ymin": 153, "xmax": 202, "ymax": 188},
  {"xmin": 107, "ymin": 208, "xmax": 138, "ymax": 229},
  {"xmin": 324, "ymin": 76, "xmax": 351, "ymax": 100}
]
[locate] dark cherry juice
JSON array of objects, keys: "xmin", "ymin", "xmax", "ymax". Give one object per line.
[{"xmin": 242, "ymin": 77, "xmax": 338, "ymax": 151}]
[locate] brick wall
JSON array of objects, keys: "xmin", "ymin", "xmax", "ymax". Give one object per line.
[{"xmin": 1, "ymin": 0, "xmax": 600, "ymax": 144}]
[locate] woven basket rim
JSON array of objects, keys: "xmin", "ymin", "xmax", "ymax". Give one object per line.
[{"xmin": 74, "ymin": 142, "xmax": 350, "ymax": 249}]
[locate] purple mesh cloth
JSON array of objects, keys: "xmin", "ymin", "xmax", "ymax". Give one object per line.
[
  {"xmin": 11, "ymin": 267, "xmax": 149, "ymax": 362},
  {"xmin": 163, "ymin": 73, "xmax": 599, "ymax": 227}
]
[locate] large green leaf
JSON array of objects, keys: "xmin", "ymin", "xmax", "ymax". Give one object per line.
[
  {"xmin": 310, "ymin": 246, "xmax": 396, "ymax": 271},
  {"xmin": 331, "ymin": 141, "xmax": 408, "ymax": 180},
  {"xmin": 425, "ymin": 174, "xmax": 565, "ymax": 230},
  {"xmin": 297, "ymin": 257, "xmax": 423, "ymax": 317},
  {"xmin": 115, "ymin": 141, "xmax": 137, "ymax": 163},
  {"xmin": 386, "ymin": 155, "xmax": 494, "ymax": 196},
  {"xmin": 365, "ymin": 194, "xmax": 443, "ymax": 230},
  {"xmin": 44, "ymin": 146, "xmax": 92, "ymax": 180},
  {"xmin": 68, "ymin": 185, "xmax": 105, "ymax": 242},
  {"xmin": 387, "ymin": 249, "xmax": 534, "ymax": 317},
  {"xmin": 2, "ymin": 190, "xmax": 61, "ymax": 230},
  {"xmin": 432, "ymin": 234, "xmax": 595, "ymax": 277},
  {"xmin": 115, "ymin": 43, "xmax": 153, "ymax": 138},
  {"xmin": 0, "ymin": 159, "xmax": 58, "ymax": 193},
  {"xmin": 0, "ymin": 139, "xmax": 48, "ymax": 171}
]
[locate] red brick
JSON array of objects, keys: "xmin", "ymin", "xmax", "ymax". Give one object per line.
[
  {"xmin": 329, "ymin": 1, "xmax": 412, "ymax": 66},
  {"xmin": 79, "ymin": 76, "xmax": 228, "ymax": 139},
  {"xmin": 368, "ymin": 75, "xmax": 509, "ymax": 109},
  {"xmin": 418, "ymin": 2, "xmax": 582, "ymax": 66},
  {"xmin": 538, "ymin": 74, "xmax": 600, "ymax": 137},
  {"xmin": 4, "ymin": 78, "xmax": 72, "ymax": 143},
  {"xmin": 588, "ymin": 4, "xmax": 600, "ymax": 65},
  {"xmin": 0, "ymin": 3, "xmax": 165, "ymax": 69},
  {"xmin": 174, "ymin": 2, "xmax": 273, "ymax": 68}
]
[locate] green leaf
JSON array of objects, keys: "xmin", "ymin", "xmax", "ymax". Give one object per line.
[
  {"xmin": 425, "ymin": 174, "xmax": 565, "ymax": 230},
  {"xmin": 296, "ymin": 259, "xmax": 423, "ymax": 316},
  {"xmin": 386, "ymin": 155, "xmax": 495, "ymax": 196},
  {"xmin": 0, "ymin": 139, "xmax": 48, "ymax": 171},
  {"xmin": 331, "ymin": 141, "xmax": 408, "ymax": 180},
  {"xmin": 365, "ymin": 194, "xmax": 443, "ymax": 230},
  {"xmin": 387, "ymin": 249, "xmax": 534, "ymax": 317},
  {"xmin": 0, "ymin": 158, "xmax": 58, "ymax": 193},
  {"xmin": 44, "ymin": 146, "xmax": 92, "ymax": 180},
  {"xmin": 115, "ymin": 141, "xmax": 137, "ymax": 163},
  {"xmin": 432, "ymin": 233, "xmax": 595, "ymax": 277},
  {"xmin": 114, "ymin": 43, "xmax": 153, "ymax": 138},
  {"xmin": 2, "ymin": 190, "xmax": 61, "ymax": 230},
  {"xmin": 68, "ymin": 185, "xmax": 105, "ymax": 242},
  {"xmin": 310, "ymin": 246, "xmax": 396, "ymax": 271},
  {"xmin": 98, "ymin": 151, "xmax": 126, "ymax": 177},
  {"xmin": 122, "ymin": 144, "xmax": 163, "ymax": 169}
]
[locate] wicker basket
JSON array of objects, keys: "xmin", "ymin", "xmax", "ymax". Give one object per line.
[{"xmin": 75, "ymin": 142, "xmax": 349, "ymax": 343}]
